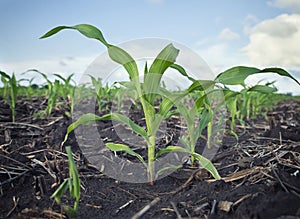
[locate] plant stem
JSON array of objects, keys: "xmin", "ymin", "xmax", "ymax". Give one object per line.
[
  {"xmin": 207, "ymin": 120, "xmax": 212, "ymax": 149},
  {"xmin": 139, "ymin": 92, "xmax": 156, "ymax": 185},
  {"xmin": 147, "ymin": 135, "xmax": 156, "ymax": 185}
]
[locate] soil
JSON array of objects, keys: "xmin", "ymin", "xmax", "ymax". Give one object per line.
[{"xmin": 0, "ymin": 96, "xmax": 300, "ymax": 219}]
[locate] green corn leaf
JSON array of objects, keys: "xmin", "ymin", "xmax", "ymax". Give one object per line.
[
  {"xmin": 40, "ymin": 24, "xmax": 108, "ymax": 45},
  {"xmin": 144, "ymin": 61, "xmax": 149, "ymax": 74},
  {"xmin": 260, "ymin": 67, "xmax": 300, "ymax": 86},
  {"xmin": 40, "ymin": 26, "xmax": 70, "ymax": 39},
  {"xmin": 63, "ymin": 113, "xmax": 148, "ymax": 145},
  {"xmin": 119, "ymin": 81, "xmax": 136, "ymax": 90},
  {"xmin": 0, "ymin": 71, "xmax": 10, "ymax": 80},
  {"xmin": 40, "ymin": 24, "xmax": 139, "ymax": 83},
  {"xmin": 196, "ymin": 108, "xmax": 211, "ymax": 138},
  {"xmin": 89, "ymin": 75, "xmax": 103, "ymax": 95},
  {"xmin": 187, "ymin": 80, "xmax": 216, "ymax": 93},
  {"xmin": 51, "ymin": 178, "xmax": 69, "ymax": 204},
  {"xmin": 109, "ymin": 113, "xmax": 148, "ymax": 138},
  {"xmin": 105, "ymin": 143, "xmax": 146, "ymax": 167},
  {"xmin": 178, "ymin": 103, "xmax": 196, "ymax": 128},
  {"xmin": 215, "ymin": 66, "xmax": 259, "ymax": 86},
  {"xmin": 195, "ymin": 94, "xmax": 208, "ymax": 110},
  {"xmin": 215, "ymin": 66, "xmax": 300, "ymax": 86},
  {"xmin": 54, "ymin": 73, "xmax": 74, "ymax": 85},
  {"xmin": 66, "ymin": 74, "xmax": 75, "ymax": 85},
  {"xmin": 158, "ymin": 91, "xmax": 184, "ymax": 118},
  {"xmin": 192, "ymin": 153, "xmax": 221, "ymax": 179},
  {"xmin": 10, "ymin": 74, "xmax": 18, "ymax": 122},
  {"xmin": 68, "ymin": 178, "xmax": 74, "ymax": 198},
  {"xmin": 223, "ymin": 89, "xmax": 240, "ymax": 100},
  {"xmin": 63, "ymin": 113, "xmax": 98, "ymax": 144},
  {"xmin": 144, "ymin": 44, "xmax": 179, "ymax": 103},
  {"xmin": 107, "ymin": 45, "xmax": 139, "ymax": 81},
  {"xmin": 247, "ymin": 84, "xmax": 277, "ymax": 93},
  {"xmin": 170, "ymin": 63, "xmax": 196, "ymax": 82},
  {"xmin": 0, "ymin": 71, "xmax": 10, "ymax": 98},
  {"xmin": 26, "ymin": 69, "xmax": 53, "ymax": 89},
  {"xmin": 148, "ymin": 44, "xmax": 179, "ymax": 75},
  {"xmin": 63, "ymin": 206, "xmax": 78, "ymax": 219},
  {"xmin": 155, "ymin": 146, "xmax": 188, "ymax": 159},
  {"xmin": 158, "ymin": 97, "xmax": 175, "ymax": 118},
  {"xmin": 65, "ymin": 146, "xmax": 80, "ymax": 201}
]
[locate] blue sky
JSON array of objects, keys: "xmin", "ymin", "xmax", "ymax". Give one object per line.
[{"xmin": 1, "ymin": 0, "xmax": 300, "ymax": 94}]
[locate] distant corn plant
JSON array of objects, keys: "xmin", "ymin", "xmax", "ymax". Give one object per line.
[
  {"xmin": 0, "ymin": 71, "xmax": 18, "ymax": 122},
  {"xmin": 25, "ymin": 69, "xmax": 76, "ymax": 116}
]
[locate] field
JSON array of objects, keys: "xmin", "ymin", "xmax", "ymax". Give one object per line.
[
  {"xmin": 0, "ymin": 76, "xmax": 299, "ymax": 218},
  {"xmin": 1, "ymin": 24, "xmax": 300, "ymax": 219}
]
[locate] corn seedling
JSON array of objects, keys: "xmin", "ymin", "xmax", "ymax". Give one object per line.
[
  {"xmin": 25, "ymin": 69, "xmax": 76, "ymax": 116},
  {"xmin": 53, "ymin": 73, "xmax": 76, "ymax": 115},
  {"xmin": 154, "ymin": 97, "xmax": 221, "ymax": 179},
  {"xmin": 89, "ymin": 75, "xmax": 118, "ymax": 112},
  {"xmin": 41, "ymin": 24, "xmax": 215, "ymax": 184},
  {"xmin": 0, "ymin": 71, "xmax": 18, "ymax": 122},
  {"xmin": 51, "ymin": 146, "xmax": 80, "ymax": 219},
  {"xmin": 241, "ymin": 83, "xmax": 277, "ymax": 120}
]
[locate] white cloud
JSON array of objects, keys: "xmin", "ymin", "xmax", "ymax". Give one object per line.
[
  {"xmin": 218, "ymin": 28, "xmax": 240, "ymax": 41},
  {"xmin": 268, "ymin": 0, "xmax": 300, "ymax": 13},
  {"xmin": 243, "ymin": 13, "xmax": 300, "ymax": 67},
  {"xmin": 197, "ymin": 43, "xmax": 250, "ymax": 77}
]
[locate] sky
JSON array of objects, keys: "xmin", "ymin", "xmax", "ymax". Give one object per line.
[{"xmin": 1, "ymin": 0, "xmax": 300, "ymax": 94}]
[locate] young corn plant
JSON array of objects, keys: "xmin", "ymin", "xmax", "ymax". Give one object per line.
[
  {"xmin": 154, "ymin": 97, "xmax": 219, "ymax": 178},
  {"xmin": 89, "ymin": 75, "xmax": 117, "ymax": 112},
  {"xmin": 25, "ymin": 69, "xmax": 56, "ymax": 116},
  {"xmin": 242, "ymin": 82, "xmax": 278, "ymax": 120},
  {"xmin": 0, "ymin": 71, "xmax": 18, "ymax": 122},
  {"xmin": 215, "ymin": 66, "xmax": 300, "ymax": 131},
  {"xmin": 54, "ymin": 73, "xmax": 76, "ymax": 114},
  {"xmin": 26, "ymin": 69, "xmax": 76, "ymax": 116},
  {"xmin": 40, "ymin": 24, "xmax": 220, "ymax": 184},
  {"xmin": 51, "ymin": 146, "xmax": 80, "ymax": 219},
  {"xmin": 172, "ymin": 66, "xmax": 300, "ymax": 147}
]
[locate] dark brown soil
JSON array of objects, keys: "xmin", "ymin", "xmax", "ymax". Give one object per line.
[{"xmin": 0, "ymin": 96, "xmax": 300, "ymax": 219}]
